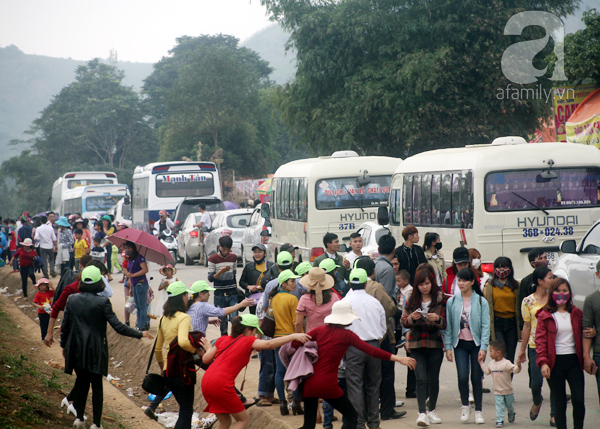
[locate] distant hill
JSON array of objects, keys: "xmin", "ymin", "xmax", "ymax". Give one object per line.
[{"xmin": 242, "ymin": 24, "xmax": 296, "ymax": 85}]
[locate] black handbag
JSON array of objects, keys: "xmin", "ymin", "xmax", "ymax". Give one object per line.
[
  {"xmin": 259, "ymin": 298, "xmax": 276, "ymax": 337},
  {"xmin": 142, "ymin": 317, "xmax": 170, "ymax": 396}
]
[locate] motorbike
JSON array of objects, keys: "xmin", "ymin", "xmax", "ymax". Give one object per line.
[{"xmin": 159, "ymin": 229, "xmax": 179, "ymax": 266}]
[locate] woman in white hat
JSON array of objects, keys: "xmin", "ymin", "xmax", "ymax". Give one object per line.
[
  {"xmin": 9, "ymin": 237, "xmax": 38, "ymax": 300},
  {"xmin": 296, "ymin": 274, "xmax": 417, "ymax": 429}
]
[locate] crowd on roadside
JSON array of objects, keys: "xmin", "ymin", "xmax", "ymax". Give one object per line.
[{"xmin": 2, "ymin": 212, "xmax": 599, "ymax": 429}]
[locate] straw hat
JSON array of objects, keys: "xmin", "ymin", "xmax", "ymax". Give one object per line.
[
  {"xmin": 21, "ymin": 238, "xmax": 34, "ymax": 247},
  {"xmin": 34, "ymin": 278, "xmax": 54, "ymax": 290},
  {"xmin": 324, "ymin": 301, "xmax": 361, "ymax": 326},
  {"xmin": 159, "ymin": 264, "xmax": 177, "ymax": 276},
  {"xmin": 300, "ymin": 267, "xmax": 334, "ymax": 306}
]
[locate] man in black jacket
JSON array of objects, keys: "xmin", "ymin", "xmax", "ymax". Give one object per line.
[{"xmin": 394, "ymin": 225, "xmax": 426, "ymax": 285}]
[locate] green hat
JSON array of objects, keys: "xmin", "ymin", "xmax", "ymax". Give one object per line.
[
  {"xmin": 167, "ymin": 281, "xmax": 193, "ymax": 297},
  {"xmin": 276, "ymin": 251, "xmax": 294, "ymax": 267},
  {"xmin": 349, "ymin": 268, "xmax": 368, "ymax": 285},
  {"xmin": 101, "ymin": 215, "xmax": 111, "ymax": 221},
  {"xmin": 295, "ymin": 261, "xmax": 312, "ymax": 276},
  {"xmin": 319, "ymin": 258, "xmax": 340, "ymax": 273},
  {"xmin": 240, "ymin": 314, "xmax": 263, "ymax": 334},
  {"xmin": 278, "ymin": 269, "xmax": 300, "ymax": 285},
  {"xmin": 81, "ymin": 266, "xmax": 103, "ymax": 284},
  {"xmin": 190, "ymin": 280, "xmax": 216, "ymax": 293}
]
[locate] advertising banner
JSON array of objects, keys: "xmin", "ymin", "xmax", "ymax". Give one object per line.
[
  {"xmin": 552, "ymin": 83, "xmax": 597, "ymax": 142},
  {"xmin": 565, "ymin": 88, "xmax": 600, "ymax": 148}
]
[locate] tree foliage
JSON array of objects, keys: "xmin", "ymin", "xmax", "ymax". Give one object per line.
[
  {"xmin": 562, "ymin": 8, "xmax": 600, "ymax": 84},
  {"xmin": 143, "ymin": 35, "xmax": 283, "ymax": 177},
  {"xmin": 259, "ymin": 0, "xmax": 580, "ymax": 156},
  {"xmin": 1, "ymin": 59, "xmax": 156, "ymax": 213}
]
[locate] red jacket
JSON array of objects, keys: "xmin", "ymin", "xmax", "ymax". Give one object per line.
[
  {"xmin": 535, "ymin": 306, "xmax": 583, "ymax": 371},
  {"xmin": 50, "ymin": 280, "xmax": 79, "ymax": 319}
]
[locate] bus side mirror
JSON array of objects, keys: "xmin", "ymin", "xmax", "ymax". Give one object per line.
[
  {"xmin": 560, "ymin": 240, "xmax": 577, "ymax": 254},
  {"xmin": 261, "ymin": 203, "xmax": 271, "ymax": 219},
  {"xmin": 377, "ymin": 206, "xmax": 389, "ymax": 226},
  {"xmin": 124, "ymin": 195, "xmax": 131, "ymax": 205},
  {"xmin": 339, "ymin": 244, "xmax": 348, "ymax": 253}
]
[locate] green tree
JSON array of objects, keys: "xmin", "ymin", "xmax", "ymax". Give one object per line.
[
  {"xmin": 143, "ymin": 35, "xmax": 279, "ymax": 177},
  {"xmin": 562, "ymin": 8, "xmax": 600, "ymax": 83},
  {"xmin": 260, "ymin": 0, "xmax": 579, "ymax": 156}
]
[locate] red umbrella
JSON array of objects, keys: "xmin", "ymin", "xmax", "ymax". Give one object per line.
[{"xmin": 107, "ymin": 229, "xmax": 174, "ymax": 265}]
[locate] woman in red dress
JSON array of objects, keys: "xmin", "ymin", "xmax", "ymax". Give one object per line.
[
  {"xmin": 201, "ymin": 314, "xmax": 309, "ymax": 429},
  {"xmin": 297, "ymin": 300, "xmax": 416, "ymax": 429}
]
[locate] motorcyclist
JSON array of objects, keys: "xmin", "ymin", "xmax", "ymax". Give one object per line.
[{"xmin": 153, "ymin": 210, "xmax": 174, "ymax": 236}]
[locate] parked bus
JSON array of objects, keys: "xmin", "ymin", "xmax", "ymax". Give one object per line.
[
  {"xmin": 51, "ymin": 171, "xmax": 118, "ymax": 214},
  {"xmin": 382, "ymin": 136, "xmax": 600, "ymax": 278},
  {"xmin": 132, "ymin": 161, "xmax": 221, "ymax": 231},
  {"xmin": 61, "ymin": 184, "xmax": 130, "ymax": 219},
  {"xmin": 260, "ymin": 151, "xmax": 402, "ymax": 263}
]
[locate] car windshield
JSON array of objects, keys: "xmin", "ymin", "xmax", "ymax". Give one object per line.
[
  {"xmin": 177, "ymin": 201, "xmax": 225, "ymax": 223},
  {"xmin": 227, "ymin": 214, "xmax": 251, "ymax": 228}
]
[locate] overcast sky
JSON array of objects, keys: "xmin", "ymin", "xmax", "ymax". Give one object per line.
[{"xmin": 0, "ymin": 0, "xmax": 273, "ymax": 63}]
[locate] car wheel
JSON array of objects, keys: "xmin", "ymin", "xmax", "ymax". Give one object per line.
[{"xmin": 184, "ymin": 249, "xmax": 193, "ymax": 266}]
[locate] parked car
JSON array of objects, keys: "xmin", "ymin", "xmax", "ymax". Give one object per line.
[
  {"xmin": 173, "ymin": 197, "xmax": 226, "ymax": 232},
  {"xmin": 553, "ymin": 219, "xmax": 600, "ymax": 309},
  {"xmin": 176, "ymin": 212, "xmax": 204, "ymax": 265},
  {"xmin": 352, "ymin": 221, "xmax": 391, "ymax": 260},
  {"xmin": 202, "ymin": 209, "xmax": 253, "ymax": 267},
  {"xmin": 241, "ymin": 204, "xmax": 271, "ymax": 266}
]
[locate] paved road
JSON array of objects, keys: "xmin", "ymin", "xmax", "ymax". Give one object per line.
[{"xmin": 109, "ymin": 262, "xmax": 600, "ymax": 428}]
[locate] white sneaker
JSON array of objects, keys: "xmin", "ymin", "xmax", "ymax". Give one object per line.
[
  {"xmin": 427, "ymin": 410, "xmax": 442, "ymax": 424},
  {"xmin": 469, "ymin": 393, "xmax": 474, "ymax": 404},
  {"xmin": 396, "ymin": 400, "xmax": 405, "ymax": 407},
  {"xmin": 475, "ymin": 411, "xmax": 485, "ymax": 424},
  {"xmin": 73, "ymin": 419, "xmax": 86, "ymax": 429},
  {"xmin": 417, "ymin": 413, "xmax": 430, "ymax": 426},
  {"xmin": 67, "ymin": 404, "xmax": 77, "ymax": 416},
  {"xmin": 61, "ymin": 397, "xmax": 70, "ymax": 408},
  {"xmin": 461, "ymin": 405, "xmax": 471, "ymax": 422},
  {"xmin": 90, "ymin": 425, "xmax": 104, "ymax": 429}
]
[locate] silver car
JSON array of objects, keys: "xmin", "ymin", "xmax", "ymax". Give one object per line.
[
  {"xmin": 241, "ymin": 204, "xmax": 271, "ymax": 265},
  {"xmin": 176, "ymin": 212, "xmax": 204, "ymax": 265},
  {"xmin": 202, "ymin": 209, "xmax": 253, "ymax": 267},
  {"xmin": 554, "ymin": 219, "xmax": 600, "ymax": 309},
  {"xmin": 353, "ymin": 221, "xmax": 391, "ymax": 259}
]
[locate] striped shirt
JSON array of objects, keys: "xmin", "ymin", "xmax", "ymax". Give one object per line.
[
  {"xmin": 187, "ymin": 302, "xmax": 225, "ymax": 334},
  {"xmin": 207, "ymin": 252, "xmax": 237, "ymax": 290}
]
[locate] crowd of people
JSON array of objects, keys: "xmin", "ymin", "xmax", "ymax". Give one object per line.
[{"xmin": 2, "ymin": 212, "xmax": 600, "ymax": 429}]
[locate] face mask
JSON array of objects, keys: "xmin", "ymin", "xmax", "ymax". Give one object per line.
[
  {"xmin": 552, "ymin": 292, "xmax": 570, "ymax": 305},
  {"xmin": 435, "ymin": 242, "xmax": 443, "ymax": 251},
  {"xmin": 471, "ymin": 258, "xmax": 481, "ymax": 269},
  {"xmin": 125, "ymin": 250, "xmax": 133, "ymax": 257},
  {"xmin": 495, "ymin": 268, "xmax": 511, "ymax": 279}
]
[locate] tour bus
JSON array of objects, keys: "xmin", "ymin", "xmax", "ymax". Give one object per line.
[
  {"xmin": 51, "ymin": 171, "xmax": 118, "ymax": 214},
  {"xmin": 132, "ymin": 161, "xmax": 221, "ymax": 231},
  {"xmin": 260, "ymin": 151, "xmax": 402, "ymax": 263},
  {"xmin": 61, "ymin": 184, "xmax": 130, "ymax": 219},
  {"xmin": 382, "ymin": 136, "xmax": 600, "ymax": 279}
]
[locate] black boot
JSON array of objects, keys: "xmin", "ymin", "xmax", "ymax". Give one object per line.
[
  {"xmin": 280, "ymin": 400, "xmax": 289, "ymax": 416},
  {"xmin": 291, "ymin": 399, "xmax": 304, "ymax": 415}
]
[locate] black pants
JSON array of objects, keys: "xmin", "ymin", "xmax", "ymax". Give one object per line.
[
  {"xmin": 411, "ymin": 348, "xmax": 443, "ymax": 413},
  {"xmin": 379, "ymin": 337, "xmax": 396, "ymax": 417},
  {"xmin": 548, "ymin": 354, "xmax": 585, "ymax": 429},
  {"xmin": 494, "ymin": 316, "xmax": 519, "ymax": 363},
  {"xmin": 73, "ymin": 368, "xmax": 103, "ymax": 427},
  {"xmin": 19, "ymin": 266, "xmax": 35, "ymax": 298},
  {"xmin": 105, "ymin": 244, "xmax": 112, "ymax": 273},
  {"xmin": 302, "ymin": 395, "xmax": 357, "ymax": 429},
  {"xmin": 38, "ymin": 312, "xmax": 50, "ymax": 341},
  {"xmin": 406, "ymin": 349, "xmax": 416, "ymax": 396},
  {"xmin": 165, "ymin": 375, "xmax": 194, "ymax": 429}
]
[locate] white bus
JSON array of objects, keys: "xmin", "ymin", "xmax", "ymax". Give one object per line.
[
  {"xmin": 132, "ymin": 161, "xmax": 221, "ymax": 231},
  {"xmin": 261, "ymin": 151, "xmax": 402, "ymax": 262},
  {"xmin": 383, "ymin": 136, "xmax": 600, "ymax": 278},
  {"xmin": 51, "ymin": 171, "xmax": 118, "ymax": 214},
  {"xmin": 61, "ymin": 184, "xmax": 130, "ymax": 219}
]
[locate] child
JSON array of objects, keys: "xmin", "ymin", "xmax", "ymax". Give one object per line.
[
  {"xmin": 33, "ymin": 278, "xmax": 54, "ymax": 341},
  {"xmin": 148, "ymin": 265, "xmax": 177, "ymax": 320},
  {"xmin": 73, "ymin": 228, "xmax": 89, "ymax": 271},
  {"xmin": 480, "ymin": 339, "xmax": 522, "ymax": 428},
  {"xmin": 90, "ymin": 237, "xmax": 106, "ymax": 263},
  {"xmin": 395, "ymin": 269, "xmax": 412, "ymax": 348},
  {"xmin": 9, "ymin": 238, "xmax": 38, "ymax": 300}
]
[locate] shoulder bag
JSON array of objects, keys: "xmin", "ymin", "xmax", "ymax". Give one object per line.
[
  {"xmin": 142, "ymin": 317, "xmax": 170, "ymax": 396},
  {"xmin": 259, "ymin": 298, "xmax": 276, "ymax": 337}
]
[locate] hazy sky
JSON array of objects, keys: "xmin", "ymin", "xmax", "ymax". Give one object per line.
[{"xmin": 0, "ymin": 0, "xmax": 273, "ymax": 63}]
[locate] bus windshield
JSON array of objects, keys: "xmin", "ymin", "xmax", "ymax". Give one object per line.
[
  {"xmin": 155, "ymin": 173, "xmax": 215, "ymax": 198},
  {"xmin": 68, "ymin": 179, "xmax": 114, "ymax": 189},
  {"xmin": 86, "ymin": 195, "xmax": 124, "ymax": 211},
  {"xmin": 316, "ymin": 176, "xmax": 391, "ymax": 210},
  {"xmin": 485, "ymin": 167, "xmax": 600, "ymax": 212}
]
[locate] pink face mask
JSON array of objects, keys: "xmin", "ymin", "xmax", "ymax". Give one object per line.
[
  {"xmin": 552, "ymin": 292, "xmax": 570, "ymax": 306},
  {"xmin": 494, "ymin": 268, "xmax": 511, "ymax": 280}
]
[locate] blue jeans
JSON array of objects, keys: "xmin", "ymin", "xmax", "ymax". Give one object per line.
[
  {"xmin": 495, "ymin": 394, "xmax": 515, "ymax": 423},
  {"xmin": 164, "ymin": 376, "xmax": 194, "ymax": 429},
  {"xmin": 454, "ymin": 340, "xmax": 484, "ymax": 411},
  {"xmin": 214, "ymin": 289, "xmax": 239, "ymax": 336},
  {"xmin": 258, "ymin": 349, "xmax": 275, "ymax": 397},
  {"xmin": 528, "ymin": 347, "xmax": 555, "ymax": 416},
  {"xmin": 132, "ymin": 281, "xmax": 149, "ymax": 330}
]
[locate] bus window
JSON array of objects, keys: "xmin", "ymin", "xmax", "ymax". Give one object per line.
[
  {"xmin": 431, "ymin": 174, "xmax": 441, "ymax": 225},
  {"xmin": 133, "ymin": 177, "xmax": 149, "ymax": 209},
  {"xmin": 390, "ymin": 189, "xmax": 401, "ymax": 225},
  {"xmin": 403, "ymin": 175, "xmax": 413, "ymax": 225},
  {"xmin": 290, "ymin": 179, "xmax": 299, "ymax": 220},
  {"xmin": 86, "ymin": 195, "xmax": 122, "ymax": 212},
  {"xmin": 68, "ymin": 179, "xmax": 113, "ymax": 189},
  {"xmin": 282, "ymin": 179, "xmax": 290, "ymax": 218},
  {"xmin": 485, "ymin": 167, "xmax": 600, "ymax": 212},
  {"xmin": 461, "ymin": 171, "xmax": 473, "ymax": 227},
  {"xmin": 298, "ymin": 179, "xmax": 308, "ymax": 222},
  {"xmin": 421, "ymin": 174, "xmax": 432, "ymax": 224},
  {"xmin": 155, "ymin": 173, "xmax": 214, "ymax": 198},
  {"xmin": 452, "ymin": 174, "xmax": 461, "ymax": 226},
  {"xmin": 315, "ymin": 176, "xmax": 391, "ymax": 210},
  {"xmin": 413, "ymin": 175, "xmax": 422, "ymax": 224},
  {"xmin": 441, "ymin": 173, "xmax": 452, "ymax": 225}
]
